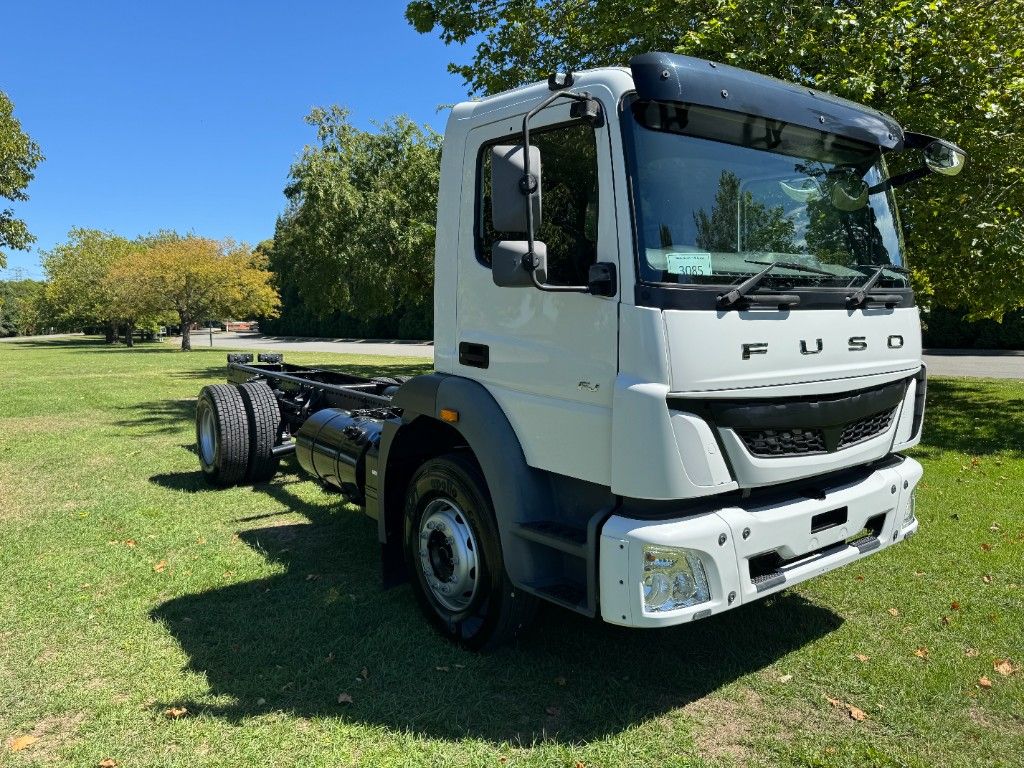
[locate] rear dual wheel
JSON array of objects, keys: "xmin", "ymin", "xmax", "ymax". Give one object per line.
[
  {"xmin": 196, "ymin": 384, "xmax": 249, "ymax": 486},
  {"xmin": 238, "ymin": 381, "xmax": 284, "ymax": 483},
  {"xmin": 196, "ymin": 381, "xmax": 283, "ymax": 486}
]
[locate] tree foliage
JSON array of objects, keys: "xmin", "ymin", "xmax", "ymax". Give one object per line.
[
  {"xmin": 43, "ymin": 230, "xmax": 278, "ymax": 349},
  {"xmin": 269, "ymin": 108, "xmax": 441, "ymax": 338},
  {"xmin": 408, "ymin": 0, "xmax": 1024, "ymax": 318},
  {"xmin": 43, "ymin": 228, "xmax": 138, "ymax": 339},
  {"xmin": 0, "ymin": 91, "xmax": 44, "ymax": 267},
  {"xmin": 133, "ymin": 236, "xmax": 279, "ymax": 350},
  {"xmin": 0, "ymin": 279, "xmax": 52, "ymax": 337},
  {"xmin": 103, "ymin": 250, "xmax": 174, "ymax": 347}
]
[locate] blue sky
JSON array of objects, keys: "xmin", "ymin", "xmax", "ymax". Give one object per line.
[{"xmin": 0, "ymin": 1, "xmax": 471, "ymax": 278}]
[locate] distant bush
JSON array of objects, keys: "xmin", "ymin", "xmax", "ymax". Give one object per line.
[
  {"xmin": 259, "ymin": 295, "xmax": 432, "ymax": 341},
  {"xmin": 0, "ymin": 278, "xmax": 56, "ymax": 336},
  {"xmin": 923, "ymin": 306, "xmax": 1024, "ymax": 350}
]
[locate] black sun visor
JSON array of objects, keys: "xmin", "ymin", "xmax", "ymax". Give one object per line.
[{"xmin": 630, "ymin": 53, "xmax": 904, "ymax": 151}]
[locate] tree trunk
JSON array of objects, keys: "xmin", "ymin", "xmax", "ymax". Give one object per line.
[
  {"xmin": 105, "ymin": 322, "xmax": 116, "ymax": 344},
  {"xmin": 125, "ymin": 320, "xmax": 135, "ymax": 348},
  {"xmin": 180, "ymin": 314, "xmax": 192, "ymax": 351}
]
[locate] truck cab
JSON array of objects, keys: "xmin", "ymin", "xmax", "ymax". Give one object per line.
[{"xmin": 201, "ymin": 52, "xmax": 964, "ymax": 648}]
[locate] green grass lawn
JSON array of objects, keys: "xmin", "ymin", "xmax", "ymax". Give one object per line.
[{"xmin": 0, "ymin": 337, "xmax": 1021, "ymax": 767}]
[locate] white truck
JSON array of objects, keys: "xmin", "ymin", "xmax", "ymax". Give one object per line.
[{"xmin": 194, "ymin": 52, "xmax": 965, "ymax": 649}]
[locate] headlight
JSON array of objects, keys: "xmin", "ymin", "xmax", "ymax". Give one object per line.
[
  {"xmin": 903, "ymin": 490, "xmax": 917, "ymax": 527},
  {"xmin": 642, "ymin": 545, "xmax": 711, "ymax": 612}
]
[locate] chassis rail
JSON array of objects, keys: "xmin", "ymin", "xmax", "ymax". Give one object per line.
[{"xmin": 224, "ymin": 353, "xmax": 401, "ymax": 433}]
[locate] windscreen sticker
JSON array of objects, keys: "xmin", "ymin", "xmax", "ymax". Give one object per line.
[{"xmin": 666, "ymin": 251, "xmax": 713, "ymax": 276}]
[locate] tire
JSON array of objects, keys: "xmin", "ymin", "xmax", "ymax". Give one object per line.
[
  {"xmin": 239, "ymin": 381, "xmax": 284, "ymax": 483},
  {"xmin": 403, "ymin": 452, "xmax": 537, "ymax": 650},
  {"xmin": 195, "ymin": 384, "xmax": 250, "ymax": 487}
]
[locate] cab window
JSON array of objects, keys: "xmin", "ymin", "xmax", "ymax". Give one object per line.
[{"xmin": 477, "ymin": 121, "xmax": 599, "ymax": 286}]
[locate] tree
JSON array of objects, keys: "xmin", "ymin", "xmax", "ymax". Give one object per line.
[
  {"xmin": 42, "ymin": 228, "xmax": 137, "ymax": 341},
  {"xmin": 134, "ymin": 236, "xmax": 279, "ymax": 350},
  {"xmin": 0, "ymin": 91, "xmax": 44, "ymax": 268},
  {"xmin": 407, "ymin": 0, "xmax": 1024, "ymax": 319},
  {"xmin": 0, "ymin": 278, "xmax": 51, "ymax": 337},
  {"xmin": 270, "ymin": 108, "xmax": 441, "ymax": 337},
  {"xmin": 103, "ymin": 250, "xmax": 173, "ymax": 347}
]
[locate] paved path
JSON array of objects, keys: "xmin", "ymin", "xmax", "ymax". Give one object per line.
[
  {"xmin": 922, "ymin": 349, "xmax": 1024, "ymax": 380},
  {"xmin": 203, "ymin": 332, "xmax": 435, "ymax": 359},
  {"xmin": 213, "ymin": 334, "xmax": 1022, "ymax": 379},
  {"xmin": 6, "ymin": 333, "xmax": 1022, "ymax": 378}
]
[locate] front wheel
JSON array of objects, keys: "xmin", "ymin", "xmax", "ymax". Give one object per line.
[{"xmin": 403, "ymin": 453, "xmax": 536, "ymax": 650}]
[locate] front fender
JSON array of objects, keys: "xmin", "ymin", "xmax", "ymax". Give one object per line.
[{"xmin": 379, "ymin": 373, "xmax": 560, "ymax": 591}]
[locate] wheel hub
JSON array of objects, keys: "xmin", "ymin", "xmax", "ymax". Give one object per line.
[{"xmin": 418, "ymin": 498, "xmax": 479, "ymax": 612}]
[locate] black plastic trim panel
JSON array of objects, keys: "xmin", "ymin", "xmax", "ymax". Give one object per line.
[
  {"xmin": 695, "ymin": 379, "xmax": 907, "ymax": 430},
  {"xmin": 635, "ymin": 283, "xmax": 915, "ymax": 311},
  {"xmin": 390, "ymin": 372, "xmax": 448, "ymax": 417},
  {"xmin": 910, "ymin": 364, "xmax": 927, "ymax": 438}
]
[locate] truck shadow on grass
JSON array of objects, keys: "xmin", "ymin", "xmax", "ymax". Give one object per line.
[
  {"xmin": 150, "ymin": 478, "xmax": 842, "ymax": 745},
  {"xmin": 915, "ymin": 378, "xmax": 1024, "ymax": 458},
  {"xmin": 116, "ymin": 399, "xmax": 198, "ymax": 435}
]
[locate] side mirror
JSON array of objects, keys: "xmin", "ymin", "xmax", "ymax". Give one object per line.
[
  {"xmin": 492, "ymin": 241, "xmax": 548, "ymax": 287},
  {"xmin": 924, "ymin": 140, "xmax": 966, "ymax": 177},
  {"xmin": 870, "ymin": 134, "xmax": 968, "ymax": 194},
  {"xmin": 490, "ymin": 144, "xmax": 542, "ymax": 232}
]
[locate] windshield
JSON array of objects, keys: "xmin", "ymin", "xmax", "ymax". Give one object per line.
[{"xmin": 625, "ymin": 99, "xmax": 910, "ymax": 293}]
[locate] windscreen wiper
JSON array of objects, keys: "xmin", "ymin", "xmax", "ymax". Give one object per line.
[
  {"xmin": 847, "ymin": 264, "xmax": 910, "ymax": 308},
  {"xmin": 717, "ymin": 260, "xmax": 835, "ymax": 309}
]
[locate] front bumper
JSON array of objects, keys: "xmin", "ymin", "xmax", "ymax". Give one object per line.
[{"xmin": 599, "ymin": 457, "xmax": 922, "ymax": 628}]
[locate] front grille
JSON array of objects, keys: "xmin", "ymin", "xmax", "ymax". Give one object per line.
[
  {"xmin": 738, "ymin": 407, "xmax": 897, "ymax": 458},
  {"xmin": 838, "ymin": 408, "xmax": 897, "ymax": 449},
  {"xmin": 738, "ymin": 427, "xmax": 826, "ymax": 457},
  {"xmin": 678, "ymin": 379, "xmax": 910, "ymax": 460}
]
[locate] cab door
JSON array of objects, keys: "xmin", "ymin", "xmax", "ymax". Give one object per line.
[{"xmin": 454, "ymin": 100, "xmax": 620, "ymax": 485}]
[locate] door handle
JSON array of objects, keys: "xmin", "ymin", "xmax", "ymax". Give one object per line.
[{"xmin": 459, "ymin": 342, "xmax": 489, "ymax": 369}]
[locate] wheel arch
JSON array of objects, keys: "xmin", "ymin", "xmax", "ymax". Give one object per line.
[
  {"xmin": 379, "ymin": 414, "xmax": 469, "ymax": 561},
  {"xmin": 377, "ymin": 373, "xmax": 557, "ymax": 591}
]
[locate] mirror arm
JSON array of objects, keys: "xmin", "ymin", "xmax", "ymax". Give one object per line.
[
  {"xmin": 868, "ymin": 166, "xmax": 931, "ymax": 194},
  {"xmin": 528, "ymin": 267, "xmax": 587, "ymax": 293},
  {"xmin": 521, "ymin": 90, "xmax": 600, "ymax": 295},
  {"xmin": 902, "ymin": 132, "xmax": 938, "ymax": 150}
]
